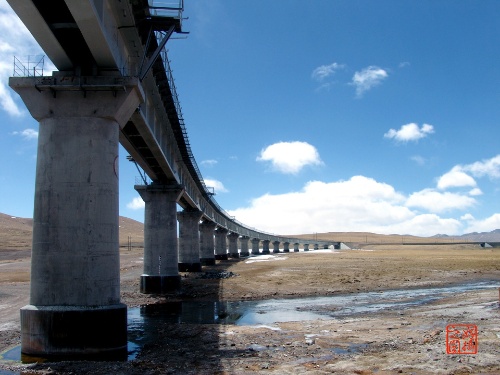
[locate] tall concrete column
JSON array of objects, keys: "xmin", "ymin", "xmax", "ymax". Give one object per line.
[
  {"xmin": 304, "ymin": 243, "xmax": 310, "ymax": 252},
  {"xmin": 135, "ymin": 183, "xmax": 184, "ymax": 293},
  {"xmin": 251, "ymin": 238, "xmax": 260, "ymax": 255},
  {"xmin": 228, "ymin": 232, "xmax": 240, "ymax": 258},
  {"xmin": 240, "ymin": 236, "xmax": 250, "ymax": 257},
  {"xmin": 178, "ymin": 209, "xmax": 203, "ymax": 272},
  {"xmin": 215, "ymin": 228, "xmax": 228, "ymax": 260},
  {"xmin": 314, "ymin": 244, "xmax": 319, "ymax": 250},
  {"xmin": 283, "ymin": 242, "xmax": 290, "ymax": 253},
  {"xmin": 272, "ymin": 241, "xmax": 280, "ymax": 253},
  {"xmin": 293, "ymin": 243, "xmax": 300, "ymax": 252},
  {"xmin": 10, "ymin": 75, "xmax": 143, "ymax": 359},
  {"xmin": 199, "ymin": 220, "xmax": 217, "ymax": 265},
  {"xmin": 262, "ymin": 240, "xmax": 270, "ymax": 254}
]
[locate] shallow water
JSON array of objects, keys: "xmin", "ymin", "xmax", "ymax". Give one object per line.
[{"xmin": 2, "ymin": 280, "xmax": 497, "ymax": 364}]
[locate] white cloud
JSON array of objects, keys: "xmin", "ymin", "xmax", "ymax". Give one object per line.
[
  {"xmin": 351, "ymin": 66, "xmax": 388, "ymax": 97},
  {"xmin": 384, "ymin": 123, "xmax": 434, "ymax": 142},
  {"xmin": 12, "ymin": 128, "xmax": 38, "ymax": 140},
  {"xmin": 406, "ymin": 189, "xmax": 476, "ymax": 213},
  {"xmin": 468, "ymin": 188, "xmax": 482, "ymax": 196},
  {"xmin": 461, "ymin": 155, "xmax": 500, "ymax": 179},
  {"xmin": 411, "ymin": 155, "xmax": 426, "ymax": 166},
  {"xmin": 127, "ymin": 196, "xmax": 145, "ymax": 210},
  {"xmin": 311, "ymin": 62, "xmax": 344, "ymax": 81},
  {"xmin": 203, "ymin": 178, "xmax": 228, "ymax": 193},
  {"xmin": 437, "ymin": 167, "xmax": 476, "ymax": 190},
  {"xmin": 464, "ymin": 213, "xmax": 500, "ymax": 233},
  {"xmin": 0, "ymin": 3, "xmax": 48, "ymax": 116},
  {"xmin": 257, "ymin": 141, "xmax": 323, "ymax": 175},
  {"xmin": 228, "ymin": 176, "xmax": 463, "ymax": 236},
  {"xmin": 201, "ymin": 159, "xmax": 218, "ymax": 167}
]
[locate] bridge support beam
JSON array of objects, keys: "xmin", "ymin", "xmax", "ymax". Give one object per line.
[
  {"xmin": 262, "ymin": 240, "xmax": 271, "ymax": 254},
  {"xmin": 228, "ymin": 232, "xmax": 240, "ymax": 258},
  {"xmin": 199, "ymin": 220, "xmax": 217, "ymax": 265},
  {"xmin": 136, "ymin": 183, "xmax": 183, "ymax": 293},
  {"xmin": 293, "ymin": 243, "xmax": 300, "ymax": 252},
  {"xmin": 283, "ymin": 242, "xmax": 290, "ymax": 253},
  {"xmin": 240, "ymin": 236, "xmax": 250, "ymax": 257},
  {"xmin": 251, "ymin": 238, "xmax": 260, "ymax": 255},
  {"xmin": 178, "ymin": 209, "xmax": 203, "ymax": 272},
  {"xmin": 215, "ymin": 228, "xmax": 228, "ymax": 260},
  {"xmin": 272, "ymin": 241, "xmax": 280, "ymax": 253},
  {"xmin": 10, "ymin": 76, "xmax": 143, "ymax": 359}
]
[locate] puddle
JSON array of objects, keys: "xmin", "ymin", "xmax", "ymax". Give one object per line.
[{"xmin": 2, "ymin": 281, "xmax": 496, "ymax": 364}]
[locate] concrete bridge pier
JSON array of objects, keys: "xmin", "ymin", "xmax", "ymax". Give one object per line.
[
  {"xmin": 304, "ymin": 244, "xmax": 310, "ymax": 252},
  {"xmin": 272, "ymin": 241, "xmax": 280, "ymax": 253},
  {"xmin": 178, "ymin": 209, "xmax": 203, "ymax": 272},
  {"xmin": 199, "ymin": 220, "xmax": 217, "ymax": 265},
  {"xmin": 240, "ymin": 236, "xmax": 250, "ymax": 257},
  {"xmin": 283, "ymin": 242, "xmax": 290, "ymax": 253},
  {"xmin": 136, "ymin": 183, "xmax": 184, "ymax": 293},
  {"xmin": 314, "ymin": 244, "xmax": 319, "ymax": 250},
  {"xmin": 10, "ymin": 76, "xmax": 143, "ymax": 359},
  {"xmin": 262, "ymin": 240, "xmax": 271, "ymax": 254},
  {"xmin": 251, "ymin": 238, "xmax": 261, "ymax": 255},
  {"xmin": 228, "ymin": 232, "xmax": 240, "ymax": 258},
  {"xmin": 215, "ymin": 228, "xmax": 229, "ymax": 260},
  {"xmin": 293, "ymin": 243, "xmax": 300, "ymax": 252}
]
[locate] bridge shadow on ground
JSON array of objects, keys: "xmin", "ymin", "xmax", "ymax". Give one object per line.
[{"xmin": 27, "ymin": 258, "xmax": 246, "ymax": 374}]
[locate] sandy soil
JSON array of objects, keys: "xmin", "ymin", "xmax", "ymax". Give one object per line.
[{"xmin": 1, "ymin": 245, "xmax": 500, "ymax": 374}]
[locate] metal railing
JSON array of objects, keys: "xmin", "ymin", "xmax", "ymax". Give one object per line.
[{"xmin": 13, "ymin": 55, "xmax": 44, "ymax": 77}]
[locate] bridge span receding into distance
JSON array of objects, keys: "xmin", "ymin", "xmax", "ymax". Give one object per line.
[{"xmin": 7, "ymin": 0, "xmax": 336, "ymax": 359}]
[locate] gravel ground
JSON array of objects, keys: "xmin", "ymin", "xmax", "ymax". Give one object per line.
[{"xmin": 1, "ymin": 245, "xmax": 500, "ymax": 374}]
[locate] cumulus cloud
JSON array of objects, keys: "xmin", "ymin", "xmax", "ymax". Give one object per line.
[
  {"xmin": 127, "ymin": 197, "xmax": 145, "ymax": 210},
  {"xmin": 0, "ymin": 3, "xmax": 52, "ymax": 116},
  {"xmin": 203, "ymin": 178, "xmax": 228, "ymax": 193},
  {"xmin": 351, "ymin": 66, "xmax": 388, "ymax": 97},
  {"xmin": 311, "ymin": 62, "xmax": 344, "ymax": 81},
  {"xmin": 406, "ymin": 189, "xmax": 476, "ymax": 213},
  {"xmin": 437, "ymin": 167, "xmax": 476, "ymax": 190},
  {"xmin": 461, "ymin": 154, "xmax": 500, "ymax": 179},
  {"xmin": 464, "ymin": 213, "xmax": 500, "ymax": 233},
  {"xmin": 227, "ymin": 176, "xmax": 464, "ymax": 236},
  {"xmin": 411, "ymin": 155, "xmax": 426, "ymax": 166},
  {"xmin": 12, "ymin": 128, "xmax": 38, "ymax": 140},
  {"xmin": 384, "ymin": 123, "xmax": 434, "ymax": 142},
  {"xmin": 257, "ymin": 141, "xmax": 323, "ymax": 174}
]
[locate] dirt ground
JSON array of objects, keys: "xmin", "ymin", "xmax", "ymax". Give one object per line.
[{"xmin": 1, "ymin": 244, "xmax": 500, "ymax": 374}]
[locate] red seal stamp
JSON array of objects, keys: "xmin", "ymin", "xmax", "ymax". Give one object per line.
[{"xmin": 446, "ymin": 324, "xmax": 478, "ymax": 354}]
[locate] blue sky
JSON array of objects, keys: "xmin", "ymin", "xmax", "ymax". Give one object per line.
[{"xmin": 1, "ymin": 0, "xmax": 500, "ymax": 237}]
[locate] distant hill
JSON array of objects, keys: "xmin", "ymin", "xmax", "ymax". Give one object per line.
[
  {"xmin": 436, "ymin": 229, "xmax": 500, "ymax": 243},
  {"xmin": 0, "ymin": 213, "xmax": 144, "ymax": 250}
]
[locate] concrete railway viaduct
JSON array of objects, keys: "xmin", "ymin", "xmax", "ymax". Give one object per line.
[{"xmin": 7, "ymin": 0, "xmax": 336, "ymax": 359}]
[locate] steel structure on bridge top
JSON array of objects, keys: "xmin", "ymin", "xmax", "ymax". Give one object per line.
[{"xmin": 7, "ymin": 0, "xmax": 333, "ymax": 248}]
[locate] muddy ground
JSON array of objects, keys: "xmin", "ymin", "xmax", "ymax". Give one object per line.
[{"xmin": 1, "ymin": 244, "xmax": 500, "ymax": 374}]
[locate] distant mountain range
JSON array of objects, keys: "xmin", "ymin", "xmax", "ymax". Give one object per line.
[{"xmin": 432, "ymin": 229, "xmax": 500, "ymax": 242}]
